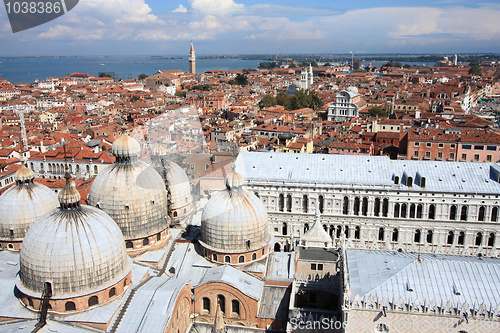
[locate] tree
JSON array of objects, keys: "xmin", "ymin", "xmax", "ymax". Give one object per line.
[
  {"xmin": 276, "ymin": 92, "xmax": 293, "ymax": 107},
  {"xmin": 175, "ymin": 91, "xmax": 186, "ymax": 97},
  {"xmin": 324, "ymin": 62, "xmax": 331, "ymax": 67},
  {"xmin": 259, "ymin": 94, "xmax": 276, "ymax": 108},
  {"xmin": 138, "ymin": 73, "xmax": 148, "ymax": 80},
  {"xmin": 369, "ymin": 107, "xmax": 389, "ymax": 117},
  {"xmin": 130, "ymin": 96, "xmax": 139, "ymax": 102},
  {"xmin": 234, "ymin": 73, "xmax": 248, "ymax": 86},
  {"xmin": 286, "ymin": 90, "xmax": 324, "ymax": 111},
  {"xmin": 311, "ymin": 60, "xmax": 318, "ymax": 67},
  {"xmin": 289, "ymin": 63, "xmax": 297, "ymax": 68},
  {"xmin": 468, "ymin": 63, "xmax": 483, "ymax": 76},
  {"xmin": 98, "ymin": 72, "xmax": 113, "ymax": 78}
]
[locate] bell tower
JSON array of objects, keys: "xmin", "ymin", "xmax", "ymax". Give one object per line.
[{"xmin": 189, "ymin": 41, "xmax": 196, "ymax": 74}]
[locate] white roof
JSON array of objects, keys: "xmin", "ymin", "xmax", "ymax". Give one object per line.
[
  {"xmin": 196, "ymin": 265, "xmax": 264, "ymax": 300},
  {"xmin": 346, "ymin": 250, "xmax": 500, "ymax": 312},
  {"xmin": 235, "ymin": 152, "xmax": 500, "ymax": 194}
]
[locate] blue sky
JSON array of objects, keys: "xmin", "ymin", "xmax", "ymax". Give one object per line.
[{"xmin": 1, "ymin": 0, "xmax": 499, "ymax": 56}]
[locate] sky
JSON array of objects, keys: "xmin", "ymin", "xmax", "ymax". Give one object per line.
[{"xmin": 1, "ymin": 0, "xmax": 500, "ymax": 56}]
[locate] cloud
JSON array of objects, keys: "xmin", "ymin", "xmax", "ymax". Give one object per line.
[
  {"xmin": 172, "ymin": 4, "xmax": 188, "ymax": 13},
  {"xmin": 2, "ymin": 0, "xmax": 500, "ymax": 55},
  {"xmin": 188, "ymin": 0, "xmax": 244, "ymax": 16}
]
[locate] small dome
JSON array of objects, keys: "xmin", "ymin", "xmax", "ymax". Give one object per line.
[
  {"xmin": 112, "ymin": 132, "xmax": 141, "ymax": 158},
  {"xmin": 201, "ymin": 177, "xmax": 270, "ymax": 252},
  {"xmin": 15, "ymin": 163, "xmax": 35, "ymax": 183},
  {"xmin": 347, "ymin": 86, "xmax": 359, "ymax": 94},
  {"xmin": 18, "ymin": 179, "xmax": 131, "ymax": 298},
  {"xmin": 152, "ymin": 145, "xmax": 169, "ymax": 156},
  {"xmin": 0, "ymin": 165, "xmax": 58, "ymax": 244},
  {"xmin": 58, "ymin": 174, "xmax": 80, "ymax": 206},
  {"xmin": 225, "ymin": 171, "xmax": 244, "ymax": 189}
]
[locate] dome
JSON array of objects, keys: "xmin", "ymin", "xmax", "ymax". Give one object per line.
[
  {"xmin": 112, "ymin": 130, "xmax": 141, "ymax": 158},
  {"xmin": 201, "ymin": 172, "xmax": 270, "ymax": 253},
  {"xmin": 88, "ymin": 162, "xmax": 169, "ymax": 240},
  {"xmin": 0, "ymin": 164, "xmax": 58, "ymax": 248},
  {"xmin": 18, "ymin": 176, "xmax": 131, "ymax": 302},
  {"xmin": 88, "ymin": 132, "xmax": 169, "ymax": 250},
  {"xmin": 151, "ymin": 148, "xmax": 193, "ymax": 226},
  {"xmin": 347, "ymin": 86, "xmax": 359, "ymax": 94}
]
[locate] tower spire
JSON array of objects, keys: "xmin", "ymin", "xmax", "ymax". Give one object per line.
[{"xmin": 189, "ymin": 41, "xmax": 196, "ymax": 74}]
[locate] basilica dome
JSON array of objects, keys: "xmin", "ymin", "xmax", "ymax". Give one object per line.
[
  {"xmin": 200, "ymin": 171, "xmax": 270, "ymax": 264},
  {"xmin": 88, "ymin": 130, "xmax": 170, "ymax": 253},
  {"xmin": 152, "ymin": 147, "xmax": 193, "ymax": 226},
  {"xmin": 18, "ymin": 174, "xmax": 131, "ymax": 313},
  {"xmin": 0, "ymin": 163, "xmax": 58, "ymax": 250},
  {"xmin": 347, "ymin": 86, "xmax": 359, "ymax": 95}
]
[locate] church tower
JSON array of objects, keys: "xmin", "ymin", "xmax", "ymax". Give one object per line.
[{"xmin": 189, "ymin": 41, "xmax": 196, "ymax": 74}]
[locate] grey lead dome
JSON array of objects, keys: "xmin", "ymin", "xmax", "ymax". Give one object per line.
[
  {"xmin": 0, "ymin": 163, "xmax": 58, "ymax": 243},
  {"xmin": 88, "ymin": 131, "xmax": 169, "ymax": 241},
  {"xmin": 201, "ymin": 172, "xmax": 270, "ymax": 252},
  {"xmin": 18, "ymin": 176, "xmax": 130, "ymax": 297}
]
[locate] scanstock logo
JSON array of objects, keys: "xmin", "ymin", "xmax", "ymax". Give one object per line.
[{"xmin": 4, "ymin": 0, "xmax": 79, "ymax": 33}]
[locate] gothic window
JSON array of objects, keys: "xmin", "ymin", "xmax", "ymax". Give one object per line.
[
  {"xmin": 450, "ymin": 205, "xmax": 457, "ymax": 220},
  {"xmin": 355, "ymin": 226, "xmax": 361, "ymax": 239},
  {"xmin": 252, "ymin": 253, "xmax": 257, "ymax": 260},
  {"xmin": 414, "ymin": 229, "xmax": 421, "ymax": 243},
  {"xmin": 213, "ymin": 253, "xmax": 218, "ymax": 261},
  {"xmin": 458, "ymin": 231, "xmax": 465, "ymax": 245},
  {"xmin": 109, "ymin": 287, "xmax": 116, "ymax": 298},
  {"xmin": 353, "ymin": 197, "xmax": 360, "ymax": 215},
  {"xmin": 401, "ymin": 203, "xmax": 407, "ymax": 218},
  {"xmin": 319, "ymin": 195, "xmax": 324, "ymax": 213},
  {"xmin": 374, "ymin": 198, "xmax": 380, "ymax": 216},
  {"xmin": 416, "ymin": 204, "xmax": 423, "ymax": 219},
  {"xmin": 488, "ymin": 233, "xmax": 495, "ymax": 247},
  {"xmin": 304, "ymin": 224, "xmax": 310, "ymax": 233},
  {"xmin": 392, "ymin": 229, "xmax": 399, "ymax": 242},
  {"xmin": 382, "ymin": 198, "xmax": 389, "ymax": 217},
  {"xmin": 286, "ymin": 194, "xmax": 292, "ymax": 212},
  {"xmin": 378, "ymin": 228, "xmax": 384, "ymax": 241},
  {"xmin": 475, "ymin": 232, "xmax": 482, "ymax": 246},
  {"xmin": 343, "ymin": 196, "xmax": 349, "ymax": 215},
  {"xmin": 492, "ymin": 207, "xmax": 499, "ymax": 222},
  {"xmin": 362, "ymin": 197, "xmax": 368, "ymax": 216},
  {"xmin": 428, "ymin": 204, "xmax": 435, "ymax": 219},
  {"xmin": 461, "ymin": 206, "xmax": 468, "ymax": 221},
  {"xmin": 427, "ymin": 230, "xmax": 433, "ymax": 243},
  {"xmin": 478, "ymin": 206, "xmax": 485, "ymax": 221},
  {"xmin": 394, "ymin": 203, "xmax": 400, "ymax": 218},
  {"xmin": 302, "ymin": 195, "xmax": 308, "ymax": 213},
  {"xmin": 282, "ymin": 222, "xmax": 288, "ymax": 236},
  {"xmin": 409, "ymin": 203, "xmax": 416, "ymax": 218},
  {"xmin": 394, "ymin": 176, "xmax": 400, "ymax": 185},
  {"xmin": 345, "ymin": 226, "xmax": 349, "ymax": 238},
  {"xmin": 447, "ymin": 231, "xmax": 455, "ymax": 245},
  {"xmin": 225, "ymin": 256, "xmax": 231, "ymax": 263},
  {"xmin": 278, "ymin": 194, "xmax": 284, "ymax": 212}
]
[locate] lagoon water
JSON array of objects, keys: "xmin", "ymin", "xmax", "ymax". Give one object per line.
[
  {"xmin": 0, "ymin": 56, "xmax": 436, "ymax": 84},
  {"xmin": 0, "ymin": 56, "xmax": 265, "ymax": 83}
]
